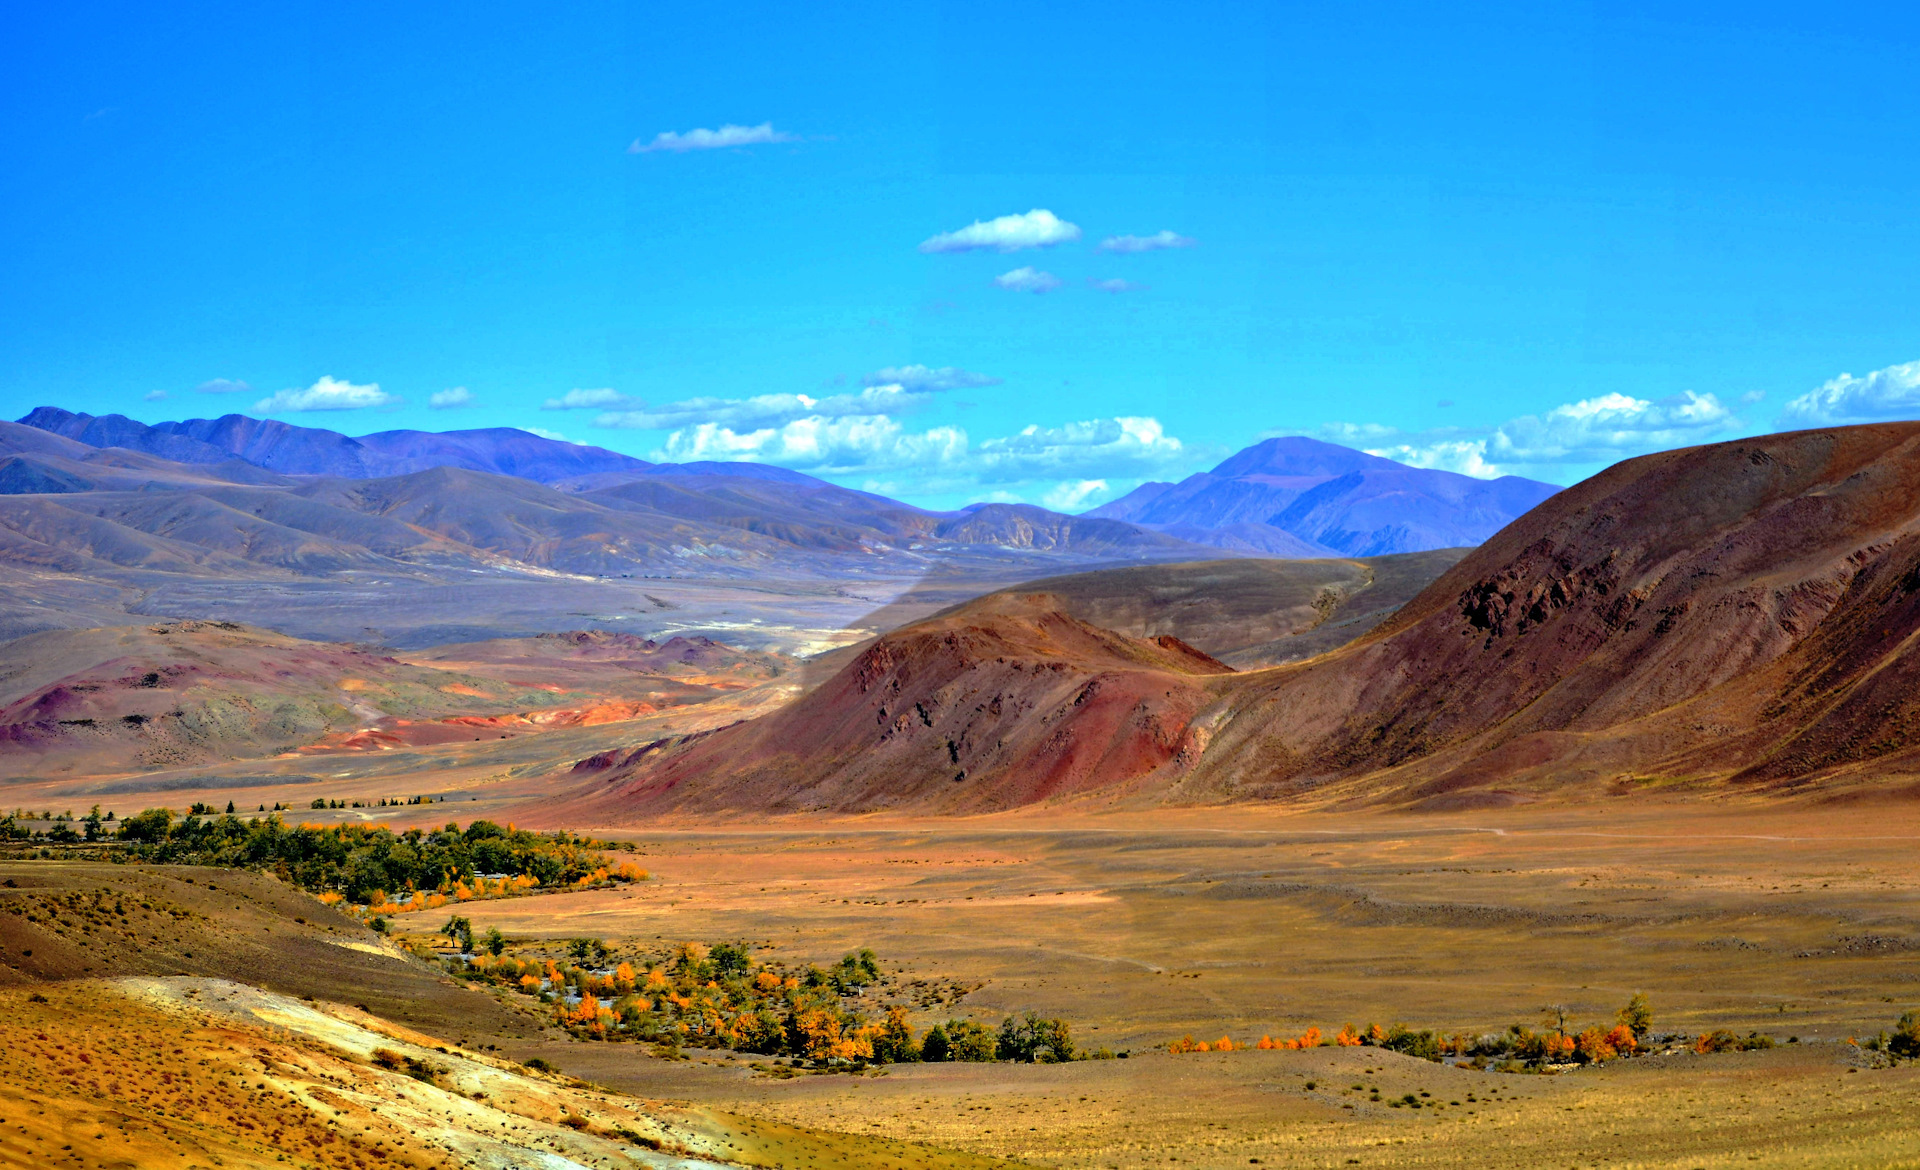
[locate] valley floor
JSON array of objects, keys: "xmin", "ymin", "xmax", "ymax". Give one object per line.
[{"xmin": 435, "ymin": 801, "xmax": 1920, "ymax": 1168}]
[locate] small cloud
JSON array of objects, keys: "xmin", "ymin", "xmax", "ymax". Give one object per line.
[
  {"xmin": 1043, "ymin": 479, "xmax": 1110, "ymax": 511},
  {"xmin": 525, "ymin": 426, "xmax": 572, "ymax": 442},
  {"xmin": 862, "ymin": 365, "xmax": 999, "ymax": 392},
  {"xmin": 430, "ymin": 386, "xmax": 475, "ymax": 410},
  {"xmin": 1098, "ymin": 230, "xmax": 1195, "ymax": 254},
  {"xmin": 1740, "ymin": 390, "xmax": 1767, "ymax": 405},
  {"xmin": 993, "ymin": 267, "xmax": 1062, "ymax": 294},
  {"xmin": 1087, "ymin": 277, "xmax": 1145, "ymax": 294},
  {"xmin": 920, "ymin": 209, "xmax": 1081, "ymax": 254},
  {"xmin": 1776, "ymin": 360, "xmax": 1920, "ymax": 428},
  {"xmin": 629, "ymin": 122, "xmax": 793, "ymax": 154},
  {"xmin": 143, "ymin": 390, "xmax": 169, "ymax": 402},
  {"xmin": 543, "ymin": 388, "xmax": 636, "ymax": 411},
  {"xmin": 1437, "ymin": 399, "xmax": 1455, "ymax": 408},
  {"xmin": 196, "ymin": 378, "xmax": 254, "ymax": 394},
  {"xmin": 254, "ymin": 376, "xmax": 397, "ymax": 413}
]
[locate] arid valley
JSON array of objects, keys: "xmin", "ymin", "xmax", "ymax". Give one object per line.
[{"xmin": 8, "ymin": 11, "xmax": 1920, "ymax": 1163}]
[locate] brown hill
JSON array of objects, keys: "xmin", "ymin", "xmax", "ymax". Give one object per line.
[
  {"xmin": 1177, "ymin": 422, "xmax": 1920, "ymax": 805},
  {"xmin": 562, "ymin": 423, "xmax": 1920, "ymax": 815},
  {"xmin": 560, "ymin": 592, "xmax": 1235, "ymax": 816}
]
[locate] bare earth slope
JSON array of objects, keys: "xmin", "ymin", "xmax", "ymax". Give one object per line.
[
  {"xmin": 576, "ymin": 423, "xmax": 1920, "ymax": 813},
  {"xmin": 565, "ymin": 593, "xmax": 1235, "ymax": 816}
]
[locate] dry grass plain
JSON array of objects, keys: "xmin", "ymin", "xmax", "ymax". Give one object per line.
[{"xmin": 409, "ymin": 800, "xmax": 1920, "ymax": 1168}]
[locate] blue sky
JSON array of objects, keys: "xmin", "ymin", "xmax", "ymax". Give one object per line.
[{"xmin": 3, "ymin": 2, "xmax": 1918, "ymax": 510}]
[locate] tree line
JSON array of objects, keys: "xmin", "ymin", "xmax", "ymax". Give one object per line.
[{"xmin": 439, "ymin": 936, "xmax": 1094, "ymax": 1068}]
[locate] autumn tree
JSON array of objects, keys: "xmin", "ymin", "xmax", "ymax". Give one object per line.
[{"xmin": 872, "ymin": 1006, "xmax": 918, "ymax": 1063}]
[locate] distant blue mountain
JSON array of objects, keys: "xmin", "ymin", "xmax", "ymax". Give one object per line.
[
  {"xmin": 15, "ymin": 408, "xmax": 820, "ymax": 486},
  {"xmin": 1087, "ymin": 436, "xmax": 1561, "ymax": 556}
]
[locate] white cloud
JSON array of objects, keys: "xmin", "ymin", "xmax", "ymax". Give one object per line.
[
  {"xmin": 651, "ymin": 413, "xmax": 1187, "ymax": 486},
  {"xmin": 975, "ymin": 417, "xmax": 1183, "ymax": 479},
  {"xmin": 253, "ymin": 376, "xmax": 397, "ymax": 413},
  {"xmin": 1043, "ymin": 479, "xmax": 1109, "ymax": 511},
  {"xmin": 196, "ymin": 378, "xmax": 253, "ymax": 394},
  {"xmin": 629, "ymin": 122, "xmax": 793, "ymax": 154},
  {"xmin": 993, "ymin": 267, "xmax": 1062, "ymax": 293},
  {"xmin": 542, "ymin": 387, "xmax": 635, "ymax": 411},
  {"xmin": 595, "ymin": 384, "xmax": 932, "ymax": 431},
  {"xmin": 862, "ymin": 364, "xmax": 999, "ymax": 391},
  {"xmin": 1776, "ymin": 360, "xmax": 1920, "ymax": 428},
  {"xmin": 143, "ymin": 390, "xmax": 168, "ymax": 402},
  {"xmin": 1087, "ymin": 277, "xmax": 1145, "ymax": 293},
  {"xmin": 1324, "ymin": 391, "xmax": 1742, "ymax": 480},
  {"xmin": 429, "ymin": 386, "xmax": 475, "ymax": 409},
  {"xmin": 660, "ymin": 416, "xmax": 970, "ymax": 473},
  {"xmin": 920, "ymin": 209, "xmax": 1081, "ymax": 254},
  {"xmin": 525, "ymin": 426, "xmax": 572, "ymax": 442},
  {"xmin": 1098, "ymin": 230, "xmax": 1195, "ymax": 253}
]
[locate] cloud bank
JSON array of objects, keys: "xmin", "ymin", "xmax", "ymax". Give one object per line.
[
  {"xmin": 429, "ymin": 386, "xmax": 475, "ymax": 409},
  {"xmin": 1098, "ymin": 230, "xmax": 1195, "ymax": 253},
  {"xmin": 1087, "ymin": 277, "xmax": 1145, "ymax": 293},
  {"xmin": 196, "ymin": 378, "xmax": 253, "ymax": 395},
  {"xmin": 254, "ymin": 376, "xmax": 397, "ymax": 413},
  {"xmin": 920, "ymin": 209, "xmax": 1081, "ymax": 254},
  {"xmin": 1320, "ymin": 390, "xmax": 1743, "ymax": 480},
  {"xmin": 629, "ymin": 122, "xmax": 793, "ymax": 154},
  {"xmin": 655, "ymin": 413, "xmax": 1184, "ymax": 487},
  {"xmin": 1776, "ymin": 360, "xmax": 1920, "ymax": 428}
]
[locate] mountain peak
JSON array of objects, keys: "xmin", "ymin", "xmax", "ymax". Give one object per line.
[{"xmin": 1207, "ymin": 436, "xmax": 1406, "ymax": 479}]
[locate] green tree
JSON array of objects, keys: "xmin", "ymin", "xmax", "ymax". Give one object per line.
[
  {"xmin": 996, "ymin": 1012, "xmax": 1074, "ymax": 1062},
  {"xmin": 82, "ymin": 806, "xmax": 104, "ymax": 842},
  {"xmin": 710, "ymin": 941, "xmax": 752, "ymax": 977},
  {"xmin": 441, "ymin": 915, "xmax": 474, "ymax": 953},
  {"xmin": 920, "ymin": 1024, "xmax": 951, "ymax": 1062},
  {"xmin": 943, "ymin": 1019, "xmax": 997, "ymax": 1062},
  {"xmin": 119, "ymin": 808, "xmax": 173, "ymax": 843},
  {"xmin": 483, "ymin": 926, "xmax": 506, "ymax": 956},
  {"xmin": 1889, "ymin": 1010, "xmax": 1920, "ymax": 1060},
  {"xmin": 1617, "ymin": 992, "xmax": 1654, "ymax": 1041}
]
